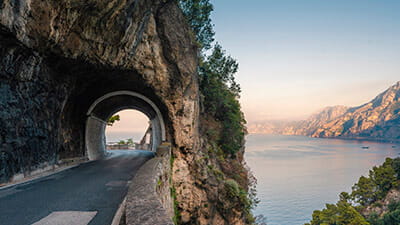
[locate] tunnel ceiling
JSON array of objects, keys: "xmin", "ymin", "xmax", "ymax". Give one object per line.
[
  {"xmin": 89, "ymin": 95, "xmax": 157, "ymax": 121},
  {"xmin": 85, "ymin": 90, "xmax": 166, "ymax": 159}
]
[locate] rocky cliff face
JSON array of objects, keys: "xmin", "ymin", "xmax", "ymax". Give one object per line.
[
  {"xmin": 311, "ymin": 82, "xmax": 400, "ymax": 141},
  {"xmin": 0, "ymin": 1, "xmax": 248, "ymax": 224},
  {"xmin": 249, "ymin": 82, "xmax": 400, "ymax": 142}
]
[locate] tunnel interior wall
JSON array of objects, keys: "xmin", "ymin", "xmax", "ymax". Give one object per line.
[{"xmin": 85, "ymin": 116, "xmax": 107, "ymax": 160}]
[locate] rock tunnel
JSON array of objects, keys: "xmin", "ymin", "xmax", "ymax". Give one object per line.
[
  {"xmin": 57, "ymin": 65, "xmax": 173, "ymax": 162},
  {"xmin": 85, "ymin": 91, "xmax": 166, "ymax": 160},
  {"xmin": 0, "ymin": 1, "xmax": 205, "ymax": 221}
]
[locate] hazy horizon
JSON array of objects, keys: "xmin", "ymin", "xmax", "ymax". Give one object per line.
[{"xmin": 248, "ymin": 80, "xmax": 400, "ymax": 123}]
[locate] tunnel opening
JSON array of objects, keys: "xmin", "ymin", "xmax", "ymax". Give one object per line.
[
  {"xmin": 54, "ymin": 62, "xmax": 173, "ymax": 162},
  {"xmin": 105, "ymin": 109, "xmax": 150, "ymax": 150},
  {"xmin": 85, "ymin": 91, "xmax": 166, "ymax": 160}
]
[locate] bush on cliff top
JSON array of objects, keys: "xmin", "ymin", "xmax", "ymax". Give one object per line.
[
  {"xmin": 199, "ymin": 44, "xmax": 246, "ymax": 157},
  {"xmin": 179, "ymin": 0, "xmax": 215, "ymax": 51}
]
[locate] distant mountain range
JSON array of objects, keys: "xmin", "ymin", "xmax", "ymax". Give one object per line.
[{"xmin": 248, "ymin": 81, "xmax": 400, "ymax": 142}]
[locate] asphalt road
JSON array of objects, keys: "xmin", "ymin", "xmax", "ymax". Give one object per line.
[{"xmin": 0, "ymin": 150, "xmax": 154, "ymax": 225}]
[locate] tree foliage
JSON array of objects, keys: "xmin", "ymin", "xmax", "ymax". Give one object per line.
[
  {"xmin": 126, "ymin": 138, "xmax": 134, "ymax": 145},
  {"xmin": 392, "ymin": 158, "xmax": 400, "ymax": 179},
  {"xmin": 179, "ymin": 0, "xmax": 215, "ymax": 51},
  {"xmin": 117, "ymin": 138, "xmax": 134, "ymax": 145},
  {"xmin": 307, "ymin": 200, "xmax": 369, "ymax": 225},
  {"xmin": 351, "ymin": 175, "xmax": 377, "ymax": 206},
  {"xmin": 200, "ymin": 44, "xmax": 241, "ymax": 96},
  {"xmin": 351, "ymin": 158, "xmax": 398, "ymax": 206},
  {"xmin": 199, "ymin": 44, "xmax": 245, "ymax": 156},
  {"xmin": 307, "ymin": 191, "xmax": 369, "ymax": 225},
  {"xmin": 107, "ymin": 114, "xmax": 120, "ymax": 126},
  {"xmin": 370, "ymin": 159, "xmax": 398, "ymax": 199}
]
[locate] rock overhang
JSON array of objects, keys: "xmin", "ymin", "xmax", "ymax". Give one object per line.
[{"xmin": 0, "ymin": 0, "xmax": 199, "ymax": 181}]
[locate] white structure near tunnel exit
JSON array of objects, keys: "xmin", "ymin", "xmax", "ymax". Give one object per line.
[{"xmin": 85, "ymin": 91, "xmax": 166, "ymax": 160}]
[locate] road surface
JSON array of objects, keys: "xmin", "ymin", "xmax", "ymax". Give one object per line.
[{"xmin": 0, "ymin": 150, "xmax": 154, "ymax": 225}]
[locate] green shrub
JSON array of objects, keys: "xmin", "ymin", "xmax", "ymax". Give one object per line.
[
  {"xmin": 199, "ymin": 44, "xmax": 246, "ymax": 157},
  {"xmin": 388, "ymin": 201, "xmax": 400, "ymax": 212},
  {"xmin": 308, "ymin": 200, "xmax": 369, "ymax": 225},
  {"xmin": 179, "ymin": 0, "xmax": 215, "ymax": 51},
  {"xmin": 367, "ymin": 213, "xmax": 382, "ymax": 225},
  {"xmin": 351, "ymin": 158, "xmax": 398, "ymax": 207},
  {"xmin": 382, "ymin": 209, "xmax": 400, "ymax": 224}
]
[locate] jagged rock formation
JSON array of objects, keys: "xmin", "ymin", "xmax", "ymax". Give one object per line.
[
  {"xmin": 0, "ymin": 1, "xmax": 249, "ymax": 224},
  {"xmin": 249, "ymin": 82, "xmax": 400, "ymax": 142},
  {"xmin": 311, "ymin": 82, "xmax": 400, "ymax": 141}
]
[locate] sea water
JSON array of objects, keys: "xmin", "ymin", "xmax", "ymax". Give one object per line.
[{"xmin": 245, "ymin": 134, "xmax": 400, "ymax": 225}]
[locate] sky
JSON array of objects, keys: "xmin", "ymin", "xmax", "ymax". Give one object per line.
[
  {"xmin": 105, "ymin": 110, "xmax": 149, "ymax": 142},
  {"xmin": 210, "ymin": 0, "xmax": 400, "ymax": 122}
]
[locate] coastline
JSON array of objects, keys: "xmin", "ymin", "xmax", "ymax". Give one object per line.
[
  {"xmin": 248, "ymin": 132, "xmax": 400, "ymax": 144},
  {"xmin": 314, "ymin": 136, "xmax": 400, "ymax": 144}
]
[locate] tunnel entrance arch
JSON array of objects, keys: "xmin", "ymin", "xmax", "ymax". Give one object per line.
[{"xmin": 85, "ymin": 91, "xmax": 166, "ymax": 160}]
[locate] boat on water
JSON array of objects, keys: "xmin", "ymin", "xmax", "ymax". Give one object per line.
[{"xmin": 361, "ymin": 146, "xmax": 370, "ymax": 149}]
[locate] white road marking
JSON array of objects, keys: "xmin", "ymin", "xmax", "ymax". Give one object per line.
[{"xmin": 31, "ymin": 211, "xmax": 97, "ymax": 225}]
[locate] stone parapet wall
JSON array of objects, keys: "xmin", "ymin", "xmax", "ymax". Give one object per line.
[{"xmin": 123, "ymin": 143, "xmax": 173, "ymax": 225}]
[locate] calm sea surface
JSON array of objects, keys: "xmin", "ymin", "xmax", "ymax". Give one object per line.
[
  {"xmin": 245, "ymin": 134, "xmax": 400, "ymax": 225},
  {"xmin": 106, "ymin": 131, "xmax": 144, "ymax": 142}
]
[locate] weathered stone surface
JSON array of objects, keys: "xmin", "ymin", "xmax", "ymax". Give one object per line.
[
  {"xmin": 0, "ymin": 33, "xmax": 70, "ymax": 182},
  {"xmin": 0, "ymin": 1, "xmax": 248, "ymax": 224},
  {"xmin": 125, "ymin": 148, "xmax": 173, "ymax": 225}
]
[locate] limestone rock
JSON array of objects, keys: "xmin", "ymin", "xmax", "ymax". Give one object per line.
[{"xmin": 310, "ymin": 82, "xmax": 400, "ymax": 141}]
